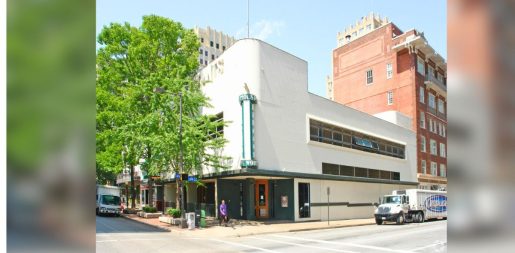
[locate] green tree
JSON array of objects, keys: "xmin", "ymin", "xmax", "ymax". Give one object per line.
[{"xmin": 96, "ymin": 15, "xmax": 229, "ymax": 210}]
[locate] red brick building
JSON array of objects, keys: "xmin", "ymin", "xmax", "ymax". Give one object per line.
[{"xmin": 331, "ymin": 20, "xmax": 447, "ymax": 190}]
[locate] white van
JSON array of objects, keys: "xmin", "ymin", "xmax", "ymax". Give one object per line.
[{"xmin": 96, "ymin": 185, "xmax": 122, "ymax": 216}]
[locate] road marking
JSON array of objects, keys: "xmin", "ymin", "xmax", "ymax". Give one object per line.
[
  {"xmin": 209, "ymin": 238, "xmax": 279, "ymax": 253},
  {"xmin": 271, "ymin": 234, "xmax": 412, "ymax": 253},
  {"xmin": 411, "ymin": 241, "xmax": 447, "ymax": 251},
  {"xmin": 97, "ymin": 238, "xmax": 168, "ymax": 243},
  {"xmin": 250, "ymin": 236, "xmax": 357, "ymax": 253}
]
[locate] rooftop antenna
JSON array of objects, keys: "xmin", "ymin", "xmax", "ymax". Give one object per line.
[{"xmin": 247, "ymin": 0, "xmax": 250, "ymax": 38}]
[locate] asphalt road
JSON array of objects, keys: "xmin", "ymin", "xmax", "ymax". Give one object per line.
[{"xmin": 96, "ymin": 216, "xmax": 446, "ymax": 253}]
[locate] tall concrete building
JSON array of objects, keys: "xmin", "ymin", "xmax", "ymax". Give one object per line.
[
  {"xmin": 330, "ymin": 14, "xmax": 447, "ymax": 190},
  {"xmin": 194, "ymin": 26, "xmax": 236, "ymax": 67},
  {"xmin": 336, "ymin": 12, "xmax": 389, "ymax": 48}
]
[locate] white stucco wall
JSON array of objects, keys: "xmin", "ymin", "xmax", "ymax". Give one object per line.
[
  {"xmin": 200, "ymin": 39, "xmax": 417, "ymax": 183},
  {"xmin": 373, "ymin": 110, "xmax": 413, "ymax": 130},
  {"xmin": 293, "ymin": 178, "xmax": 412, "ymax": 221}
]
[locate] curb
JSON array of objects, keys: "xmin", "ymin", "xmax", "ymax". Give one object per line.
[
  {"xmin": 287, "ymin": 222, "xmax": 375, "ymax": 233},
  {"xmin": 120, "ymin": 215, "xmax": 172, "ymax": 232},
  {"xmin": 119, "ymin": 216, "xmax": 375, "ymax": 237},
  {"xmin": 192, "ymin": 221, "xmax": 376, "ymax": 238}
]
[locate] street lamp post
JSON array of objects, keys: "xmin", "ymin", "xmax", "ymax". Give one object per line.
[{"xmin": 154, "ymin": 87, "xmax": 186, "ymax": 227}]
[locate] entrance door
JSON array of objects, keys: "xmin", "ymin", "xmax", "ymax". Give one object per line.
[{"xmin": 255, "ymin": 180, "xmax": 269, "ymax": 219}]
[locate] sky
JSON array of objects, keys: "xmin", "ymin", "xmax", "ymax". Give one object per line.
[{"xmin": 97, "ymin": 0, "xmax": 447, "ymax": 97}]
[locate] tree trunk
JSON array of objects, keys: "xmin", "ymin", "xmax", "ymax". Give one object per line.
[
  {"xmin": 175, "ymin": 177, "xmax": 180, "ymax": 210},
  {"xmin": 130, "ymin": 164, "xmax": 136, "ymax": 209},
  {"xmin": 148, "ymin": 177, "xmax": 154, "ymax": 208}
]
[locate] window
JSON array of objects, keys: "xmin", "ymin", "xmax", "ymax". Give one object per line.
[
  {"xmin": 211, "ymin": 54, "xmax": 215, "ymax": 60},
  {"xmin": 429, "ymin": 118, "xmax": 433, "ymax": 132},
  {"xmin": 420, "ymin": 111, "xmax": 426, "ymax": 128},
  {"xmin": 421, "ymin": 135, "xmax": 426, "ymax": 152},
  {"xmin": 429, "ymin": 93, "xmax": 436, "ymax": 109},
  {"xmin": 419, "ymin": 87, "xmax": 425, "ymax": 103},
  {"xmin": 428, "ymin": 65, "xmax": 435, "ymax": 77},
  {"xmin": 440, "ymin": 143, "xmax": 446, "ymax": 158},
  {"xmin": 216, "ymin": 43, "xmax": 219, "ymax": 49},
  {"xmin": 201, "ymin": 37, "xmax": 204, "ymax": 43},
  {"xmin": 431, "ymin": 162, "xmax": 437, "ymax": 176},
  {"xmin": 438, "ymin": 99, "xmax": 445, "ymax": 114},
  {"xmin": 310, "ymin": 119, "xmax": 405, "ymax": 159},
  {"xmin": 321, "ymin": 162, "xmax": 399, "ymax": 181},
  {"xmin": 352, "ymin": 31, "xmax": 357, "ymax": 37},
  {"xmin": 199, "ymin": 59, "xmax": 203, "ymax": 64},
  {"xmin": 205, "ymin": 51, "xmax": 208, "ymax": 56},
  {"xmin": 386, "ymin": 63, "xmax": 393, "ymax": 79},
  {"xmin": 210, "ymin": 41, "xmax": 214, "ymax": 47},
  {"xmin": 298, "ymin": 183, "xmax": 310, "ymax": 218},
  {"xmin": 387, "ymin": 91, "xmax": 393, "ymax": 105},
  {"xmin": 367, "ymin": 24, "xmax": 372, "ymax": 30},
  {"xmin": 442, "ymin": 125, "xmax": 446, "ymax": 137},
  {"xmin": 204, "ymin": 60, "xmax": 207, "ymax": 65},
  {"xmin": 340, "ymin": 165, "xmax": 354, "ymax": 177},
  {"xmin": 440, "ymin": 164, "xmax": 447, "ymax": 177},
  {"xmin": 437, "ymin": 72, "xmax": 444, "ymax": 82},
  {"xmin": 208, "ymin": 112, "xmax": 224, "ymax": 138},
  {"xmin": 433, "ymin": 121, "xmax": 437, "ymax": 133},
  {"xmin": 366, "ymin": 69, "xmax": 373, "ymax": 84},
  {"xmin": 322, "ymin": 163, "xmax": 339, "ymax": 175},
  {"xmin": 222, "ymin": 46, "xmax": 226, "ymax": 51},
  {"xmin": 199, "ymin": 49, "xmax": 203, "ymax": 55},
  {"xmin": 430, "ymin": 139, "xmax": 437, "ymax": 155},
  {"xmin": 421, "ymin": 160, "xmax": 427, "ymax": 174},
  {"xmin": 417, "ymin": 56, "xmax": 425, "ymax": 75},
  {"xmin": 359, "ymin": 28, "xmax": 364, "ymax": 34}
]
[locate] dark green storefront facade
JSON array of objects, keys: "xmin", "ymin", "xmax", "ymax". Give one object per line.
[{"xmin": 216, "ymin": 178, "xmax": 294, "ymax": 221}]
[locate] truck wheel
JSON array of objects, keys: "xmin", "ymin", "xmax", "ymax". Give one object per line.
[
  {"xmin": 396, "ymin": 212, "xmax": 405, "ymax": 225},
  {"xmin": 418, "ymin": 213, "xmax": 425, "ymax": 223},
  {"xmin": 375, "ymin": 219, "xmax": 383, "ymax": 225}
]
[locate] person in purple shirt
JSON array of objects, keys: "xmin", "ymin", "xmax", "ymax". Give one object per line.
[{"xmin": 219, "ymin": 199, "xmax": 228, "ymax": 226}]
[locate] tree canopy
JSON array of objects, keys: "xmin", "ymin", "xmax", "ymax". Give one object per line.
[{"xmin": 96, "ymin": 15, "xmax": 229, "ymax": 188}]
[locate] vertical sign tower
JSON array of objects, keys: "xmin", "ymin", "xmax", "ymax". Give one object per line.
[{"xmin": 239, "ymin": 89, "xmax": 257, "ymax": 168}]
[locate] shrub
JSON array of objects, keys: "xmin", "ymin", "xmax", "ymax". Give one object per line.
[
  {"xmin": 167, "ymin": 208, "xmax": 181, "ymax": 218},
  {"xmin": 142, "ymin": 206, "xmax": 157, "ymax": 213}
]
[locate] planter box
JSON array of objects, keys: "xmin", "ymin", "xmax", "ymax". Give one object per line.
[
  {"xmin": 137, "ymin": 211, "xmax": 162, "ymax": 218},
  {"xmin": 158, "ymin": 216, "xmax": 181, "ymax": 225}
]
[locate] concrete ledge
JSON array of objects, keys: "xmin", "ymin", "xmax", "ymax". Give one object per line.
[
  {"xmin": 159, "ymin": 216, "xmax": 181, "ymax": 225},
  {"xmin": 137, "ymin": 211, "xmax": 163, "ymax": 218}
]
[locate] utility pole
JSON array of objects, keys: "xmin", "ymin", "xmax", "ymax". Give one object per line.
[
  {"xmin": 179, "ymin": 92, "xmax": 186, "ymax": 225},
  {"xmin": 327, "ymin": 186, "xmax": 330, "ymax": 225},
  {"xmin": 247, "ymin": 0, "xmax": 250, "ymax": 38}
]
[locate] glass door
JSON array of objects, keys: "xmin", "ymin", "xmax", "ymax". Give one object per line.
[{"xmin": 255, "ymin": 180, "xmax": 269, "ymax": 219}]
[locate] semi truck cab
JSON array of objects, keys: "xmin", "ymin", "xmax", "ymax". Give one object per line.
[{"xmin": 374, "ymin": 194, "xmax": 410, "ymax": 225}]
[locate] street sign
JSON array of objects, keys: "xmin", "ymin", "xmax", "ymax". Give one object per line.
[
  {"xmin": 187, "ymin": 176, "xmax": 197, "ymax": 182},
  {"xmin": 174, "ymin": 173, "xmax": 181, "ymax": 179}
]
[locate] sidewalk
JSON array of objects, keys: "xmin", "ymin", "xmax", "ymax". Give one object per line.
[{"xmin": 122, "ymin": 214, "xmax": 375, "ymax": 238}]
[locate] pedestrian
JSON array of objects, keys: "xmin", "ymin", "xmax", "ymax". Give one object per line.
[{"xmin": 219, "ymin": 199, "xmax": 228, "ymax": 226}]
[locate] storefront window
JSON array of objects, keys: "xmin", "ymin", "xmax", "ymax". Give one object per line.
[{"xmin": 298, "ymin": 183, "xmax": 310, "ymax": 218}]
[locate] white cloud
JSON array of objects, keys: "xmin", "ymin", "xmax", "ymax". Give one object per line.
[{"xmin": 236, "ymin": 20, "xmax": 286, "ymax": 41}]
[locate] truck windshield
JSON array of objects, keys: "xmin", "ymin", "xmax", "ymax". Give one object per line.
[
  {"xmin": 101, "ymin": 195, "xmax": 121, "ymax": 206},
  {"xmin": 383, "ymin": 196, "xmax": 401, "ymax": 204}
]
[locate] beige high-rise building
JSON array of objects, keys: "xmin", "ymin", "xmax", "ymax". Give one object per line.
[
  {"xmin": 336, "ymin": 12, "xmax": 389, "ymax": 47},
  {"xmin": 194, "ymin": 26, "xmax": 236, "ymax": 67},
  {"xmin": 326, "ymin": 75, "xmax": 333, "ymax": 100}
]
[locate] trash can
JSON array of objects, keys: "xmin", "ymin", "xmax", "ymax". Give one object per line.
[
  {"xmin": 186, "ymin": 212, "xmax": 195, "ymax": 230},
  {"xmin": 200, "ymin": 210, "xmax": 206, "ymax": 228},
  {"xmin": 195, "ymin": 210, "xmax": 200, "ymax": 228}
]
